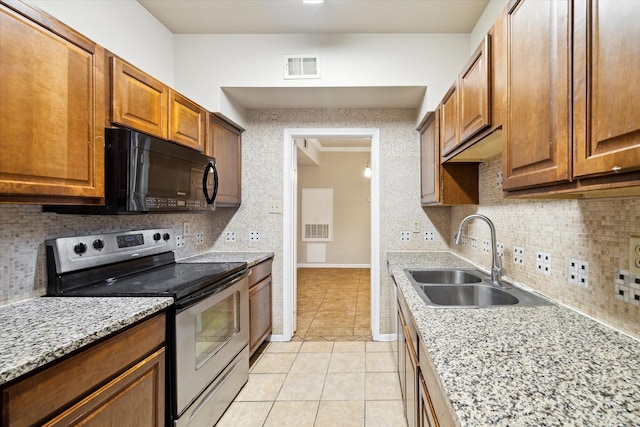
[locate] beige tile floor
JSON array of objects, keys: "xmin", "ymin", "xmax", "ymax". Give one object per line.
[
  {"xmin": 294, "ymin": 268, "xmax": 372, "ymax": 341},
  {"xmin": 217, "ymin": 341, "xmax": 406, "ymax": 427}
]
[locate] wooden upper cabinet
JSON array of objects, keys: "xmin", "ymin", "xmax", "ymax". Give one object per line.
[
  {"xmin": 440, "ymin": 85, "xmax": 459, "ymax": 156},
  {"xmin": 208, "ymin": 115, "xmax": 242, "ymax": 207},
  {"xmin": 418, "ymin": 111, "xmax": 479, "ymax": 206},
  {"xmin": 458, "ymin": 35, "xmax": 491, "ymax": 142},
  {"xmin": 0, "ymin": 1, "xmax": 105, "ymax": 204},
  {"xmin": 111, "ymin": 57, "xmax": 168, "ymax": 140},
  {"xmin": 503, "ymin": 0, "xmax": 571, "ymax": 190},
  {"xmin": 168, "ymin": 90, "xmax": 206, "ymax": 152},
  {"xmin": 572, "ymin": 0, "xmax": 640, "ymax": 179},
  {"xmin": 419, "ymin": 111, "xmax": 440, "ymax": 205}
]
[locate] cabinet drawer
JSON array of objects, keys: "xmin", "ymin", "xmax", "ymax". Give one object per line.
[
  {"xmin": 1, "ymin": 313, "xmax": 165, "ymax": 427},
  {"xmin": 250, "ymin": 258, "xmax": 273, "ymax": 286}
]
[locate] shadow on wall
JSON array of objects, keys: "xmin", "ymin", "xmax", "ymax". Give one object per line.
[{"xmin": 211, "ymin": 207, "xmax": 240, "ymax": 245}]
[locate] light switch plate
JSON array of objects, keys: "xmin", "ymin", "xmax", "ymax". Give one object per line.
[{"xmin": 629, "ymin": 237, "xmax": 640, "ymax": 275}]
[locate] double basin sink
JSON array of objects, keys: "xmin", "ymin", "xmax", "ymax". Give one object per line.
[{"xmin": 405, "ymin": 268, "xmax": 552, "ymax": 308}]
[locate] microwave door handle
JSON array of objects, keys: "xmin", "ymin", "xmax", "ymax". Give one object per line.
[{"xmin": 203, "ymin": 160, "xmax": 218, "ymax": 205}]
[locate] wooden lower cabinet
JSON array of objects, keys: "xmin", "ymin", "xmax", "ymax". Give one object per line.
[
  {"xmin": 397, "ymin": 292, "xmax": 418, "ymax": 427},
  {"xmin": 249, "ymin": 258, "xmax": 273, "ymax": 355},
  {"xmin": 396, "ymin": 278, "xmax": 456, "ymax": 427},
  {"xmin": 1, "ymin": 313, "xmax": 166, "ymax": 427}
]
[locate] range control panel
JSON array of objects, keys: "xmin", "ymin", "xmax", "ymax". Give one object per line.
[{"xmin": 47, "ymin": 228, "xmax": 176, "ymax": 274}]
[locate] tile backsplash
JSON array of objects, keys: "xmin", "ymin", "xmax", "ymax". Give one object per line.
[{"xmin": 449, "ymin": 156, "xmax": 640, "ymax": 339}]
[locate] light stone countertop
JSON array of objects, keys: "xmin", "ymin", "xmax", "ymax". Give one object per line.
[
  {"xmin": 0, "ymin": 297, "xmax": 173, "ymax": 386},
  {"xmin": 387, "ymin": 250, "xmax": 640, "ymax": 426},
  {"xmin": 180, "ymin": 251, "xmax": 274, "ymax": 267}
]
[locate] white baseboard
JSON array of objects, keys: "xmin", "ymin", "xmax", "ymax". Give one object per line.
[
  {"xmin": 297, "ymin": 263, "xmax": 371, "ymax": 269},
  {"xmin": 374, "ymin": 333, "xmax": 396, "ymax": 342},
  {"xmin": 267, "ymin": 334, "xmax": 287, "ymax": 342}
]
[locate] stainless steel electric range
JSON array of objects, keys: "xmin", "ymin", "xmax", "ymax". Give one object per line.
[{"xmin": 46, "ymin": 228, "xmax": 250, "ymax": 426}]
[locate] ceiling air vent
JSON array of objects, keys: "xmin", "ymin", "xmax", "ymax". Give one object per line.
[{"xmin": 284, "ymin": 54, "xmax": 320, "ymax": 79}]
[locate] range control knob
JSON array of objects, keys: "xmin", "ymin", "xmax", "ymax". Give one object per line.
[
  {"xmin": 73, "ymin": 242, "xmax": 87, "ymax": 255},
  {"xmin": 92, "ymin": 239, "xmax": 105, "ymax": 250},
  {"xmin": 163, "ymin": 233, "xmax": 171, "ymax": 241},
  {"xmin": 153, "ymin": 233, "xmax": 162, "ymax": 242}
]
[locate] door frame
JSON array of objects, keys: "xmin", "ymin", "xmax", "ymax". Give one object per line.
[{"xmin": 280, "ymin": 128, "xmax": 382, "ymax": 341}]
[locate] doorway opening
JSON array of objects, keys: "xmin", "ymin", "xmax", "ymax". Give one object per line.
[{"xmin": 282, "ymin": 128, "xmax": 382, "ymax": 342}]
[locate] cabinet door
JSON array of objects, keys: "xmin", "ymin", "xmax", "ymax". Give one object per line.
[
  {"xmin": 440, "ymin": 85, "xmax": 459, "ymax": 156},
  {"xmin": 420, "ymin": 111, "xmax": 440, "ymax": 205},
  {"xmin": 503, "ymin": 0, "xmax": 571, "ymax": 190},
  {"xmin": 111, "ymin": 57, "xmax": 168, "ymax": 139},
  {"xmin": 404, "ymin": 324, "xmax": 418, "ymax": 427},
  {"xmin": 168, "ymin": 89, "xmax": 206, "ymax": 152},
  {"xmin": 45, "ymin": 348, "xmax": 165, "ymax": 427},
  {"xmin": 249, "ymin": 276, "xmax": 272, "ymax": 355},
  {"xmin": 209, "ymin": 116, "xmax": 242, "ymax": 207},
  {"xmin": 459, "ymin": 35, "xmax": 491, "ymax": 143},
  {"xmin": 573, "ymin": 0, "xmax": 640, "ymax": 178},
  {"xmin": 397, "ymin": 311, "xmax": 407, "ymax": 402},
  {"xmin": 0, "ymin": 2, "xmax": 104, "ymax": 203},
  {"xmin": 419, "ymin": 373, "xmax": 438, "ymax": 427}
]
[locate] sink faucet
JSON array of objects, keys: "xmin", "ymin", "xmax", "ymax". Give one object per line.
[{"xmin": 454, "ymin": 214, "xmax": 509, "ymax": 289}]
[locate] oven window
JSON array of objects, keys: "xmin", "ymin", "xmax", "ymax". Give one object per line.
[{"xmin": 195, "ymin": 291, "xmax": 240, "ymax": 368}]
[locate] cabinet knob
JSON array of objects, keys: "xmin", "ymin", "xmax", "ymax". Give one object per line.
[{"xmin": 612, "ymin": 166, "xmax": 622, "ymax": 173}]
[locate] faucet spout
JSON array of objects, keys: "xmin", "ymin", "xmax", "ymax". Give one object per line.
[{"xmin": 454, "ymin": 214, "xmax": 509, "ymax": 289}]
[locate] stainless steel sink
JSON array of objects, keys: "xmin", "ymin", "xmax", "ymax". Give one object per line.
[
  {"xmin": 404, "ymin": 268, "xmax": 552, "ymax": 308},
  {"xmin": 419, "ymin": 284, "xmax": 518, "ymax": 306},
  {"xmin": 409, "ymin": 269, "xmax": 483, "ymax": 285}
]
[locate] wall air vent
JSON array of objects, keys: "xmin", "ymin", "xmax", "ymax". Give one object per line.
[{"xmin": 284, "ymin": 54, "xmax": 320, "ymax": 79}]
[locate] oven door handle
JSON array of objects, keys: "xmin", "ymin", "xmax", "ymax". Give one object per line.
[
  {"xmin": 202, "ymin": 160, "xmax": 219, "ymax": 205},
  {"xmin": 175, "ymin": 269, "xmax": 248, "ymax": 311}
]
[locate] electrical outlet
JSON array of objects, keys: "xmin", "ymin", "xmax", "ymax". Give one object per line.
[
  {"xmin": 250, "ymin": 231, "xmax": 260, "ymax": 241},
  {"xmin": 615, "ymin": 269, "xmax": 632, "ymax": 304},
  {"xmin": 400, "ymin": 231, "xmax": 411, "ymax": 242},
  {"xmin": 195, "ymin": 233, "xmax": 204, "ymax": 244},
  {"xmin": 183, "ymin": 222, "xmax": 190, "ymax": 236},
  {"xmin": 568, "ymin": 258, "xmax": 578, "ymax": 285},
  {"xmin": 461, "ymin": 234, "xmax": 468, "ymax": 246},
  {"xmin": 513, "ymin": 246, "xmax": 524, "ymax": 265},
  {"xmin": 471, "ymin": 238, "xmax": 478, "ymax": 250},
  {"xmin": 225, "ymin": 231, "xmax": 236, "ymax": 242},
  {"xmin": 578, "ymin": 260, "xmax": 589, "ymax": 287},
  {"xmin": 536, "ymin": 251, "xmax": 551, "ymax": 276},
  {"xmin": 424, "ymin": 231, "xmax": 434, "ymax": 241},
  {"xmin": 496, "ymin": 171, "xmax": 503, "ymax": 188},
  {"xmin": 496, "ymin": 242, "xmax": 505, "ymax": 258},
  {"xmin": 412, "ymin": 221, "xmax": 420, "ymax": 233},
  {"xmin": 629, "ymin": 274, "xmax": 640, "ymax": 307},
  {"xmin": 176, "ymin": 235, "xmax": 185, "ymax": 248},
  {"xmin": 268, "ymin": 199, "xmax": 282, "ymax": 214},
  {"xmin": 482, "ymin": 239, "xmax": 490, "ymax": 254}
]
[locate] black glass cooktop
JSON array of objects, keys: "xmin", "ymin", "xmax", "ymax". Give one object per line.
[{"xmin": 54, "ymin": 261, "xmax": 247, "ymax": 300}]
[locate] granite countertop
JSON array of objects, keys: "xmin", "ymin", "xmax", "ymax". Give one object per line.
[
  {"xmin": 180, "ymin": 251, "xmax": 274, "ymax": 267},
  {"xmin": 387, "ymin": 251, "xmax": 640, "ymax": 426},
  {"xmin": 0, "ymin": 297, "xmax": 173, "ymax": 386}
]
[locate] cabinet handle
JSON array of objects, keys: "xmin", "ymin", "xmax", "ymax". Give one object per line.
[{"xmin": 612, "ymin": 166, "xmax": 622, "ymax": 173}]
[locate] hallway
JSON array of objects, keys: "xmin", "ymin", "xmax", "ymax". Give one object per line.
[{"xmin": 294, "ymin": 268, "xmax": 371, "ymax": 341}]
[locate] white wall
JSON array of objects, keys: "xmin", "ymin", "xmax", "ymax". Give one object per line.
[
  {"xmin": 174, "ymin": 33, "xmax": 471, "ymax": 124},
  {"xmin": 469, "ymin": 0, "xmax": 509, "ymax": 51},
  {"xmin": 32, "ymin": 0, "xmax": 175, "ymax": 86},
  {"xmin": 297, "ymin": 151, "xmax": 371, "ymax": 267}
]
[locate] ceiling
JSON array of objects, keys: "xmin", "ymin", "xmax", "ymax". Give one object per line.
[
  {"xmin": 137, "ymin": 0, "xmax": 489, "ymax": 112},
  {"xmin": 137, "ymin": 0, "xmax": 490, "ymax": 35}
]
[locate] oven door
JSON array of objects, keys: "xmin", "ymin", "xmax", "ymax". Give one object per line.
[{"xmin": 174, "ymin": 272, "xmax": 249, "ymax": 416}]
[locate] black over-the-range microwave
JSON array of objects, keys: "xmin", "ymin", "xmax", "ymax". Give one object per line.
[{"xmin": 45, "ymin": 127, "xmax": 218, "ymax": 214}]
